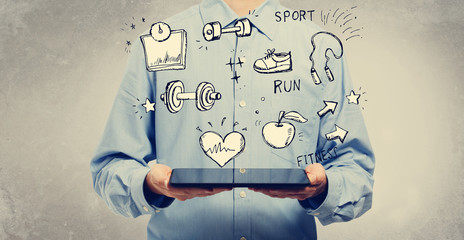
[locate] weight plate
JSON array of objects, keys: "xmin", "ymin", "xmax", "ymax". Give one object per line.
[
  {"xmin": 166, "ymin": 81, "xmax": 184, "ymax": 113},
  {"xmin": 203, "ymin": 22, "xmax": 221, "ymax": 41},
  {"xmin": 235, "ymin": 18, "xmax": 252, "ymax": 37}
]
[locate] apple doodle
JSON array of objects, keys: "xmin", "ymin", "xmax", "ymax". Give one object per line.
[
  {"xmin": 199, "ymin": 131, "xmax": 245, "ymax": 167},
  {"xmin": 262, "ymin": 111, "xmax": 308, "ymax": 149}
]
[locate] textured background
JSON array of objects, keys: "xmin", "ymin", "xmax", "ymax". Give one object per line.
[{"xmin": 1, "ymin": 0, "xmax": 463, "ymax": 239}]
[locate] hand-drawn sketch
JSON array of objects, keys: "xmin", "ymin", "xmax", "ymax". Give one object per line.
[
  {"xmin": 159, "ymin": 80, "xmax": 221, "ymax": 113},
  {"xmin": 317, "ymin": 100, "xmax": 338, "ymax": 117},
  {"xmin": 226, "ymin": 57, "xmax": 245, "ymax": 71},
  {"xmin": 203, "ymin": 18, "xmax": 252, "ymax": 41},
  {"xmin": 319, "ymin": 6, "xmax": 363, "ymax": 42},
  {"xmin": 325, "ymin": 124, "xmax": 348, "ymax": 143},
  {"xmin": 133, "ymin": 97, "xmax": 154, "ymax": 119},
  {"xmin": 253, "ymin": 49, "xmax": 292, "ymax": 74},
  {"xmin": 142, "ymin": 98, "xmax": 155, "ymax": 113},
  {"xmin": 346, "ymin": 90, "xmax": 361, "ymax": 104},
  {"xmin": 120, "ymin": 16, "xmax": 151, "ymax": 53},
  {"xmin": 199, "ymin": 131, "xmax": 245, "ymax": 167},
  {"xmin": 309, "ymin": 31, "xmax": 343, "ymax": 85},
  {"xmin": 231, "ymin": 70, "xmax": 241, "ymax": 83},
  {"xmin": 262, "ymin": 111, "xmax": 308, "ymax": 149},
  {"xmin": 140, "ymin": 22, "xmax": 187, "ymax": 71}
]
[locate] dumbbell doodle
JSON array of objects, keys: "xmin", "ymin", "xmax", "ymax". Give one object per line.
[
  {"xmin": 203, "ymin": 18, "xmax": 252, "ymax": 41},
  {"xmin": 140, "ymin": 22, "xmax": 187, "ymax": 71},
  {"xmin": 159, "ymin": 80, "xmax": 221, "ymax": 113}
]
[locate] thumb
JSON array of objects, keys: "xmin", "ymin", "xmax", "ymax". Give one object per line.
[
  {"xmin": 305, "ymin": 163, "xmax": 324, "ymax": 185},
  {"xmin": 164, "ymin": 171, "xmax": 172, "ymax": 189},
  {"xmin": 307, "ymin": 172, "xmax": 317, "ymax": 185}
]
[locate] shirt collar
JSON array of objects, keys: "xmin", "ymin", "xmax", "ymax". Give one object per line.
[{"xmin": 199, "ymin": 0, "xmax": 280, "ymax": 41}]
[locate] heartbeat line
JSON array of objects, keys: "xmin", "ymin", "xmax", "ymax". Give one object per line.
[{"xmin": 205, "ymin": 143, "xmax": 236, "ymax": 154}]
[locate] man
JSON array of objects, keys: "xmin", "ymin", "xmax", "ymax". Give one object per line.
[{"xmin": 91, "ymin": 0, "xmax": 375, "ymax": 239}]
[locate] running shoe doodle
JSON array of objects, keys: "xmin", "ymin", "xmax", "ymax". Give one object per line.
[{"xmin": 253, "ymin": 49, "xmax": 292, "ymax": 74}]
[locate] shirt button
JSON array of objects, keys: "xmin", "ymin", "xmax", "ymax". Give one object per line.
[
  {"xmin": 313, "ymin": 212, "xmax": 320, "ymax": 216},
  {"xmin": 240, "ymin": 237, "xmax": 247, "ymax": 240},
  {"xmin": 239, "ymin": 100, "xmax": 246, "ymax": 108},
  {"xmin": 143, "ymin": 206, "xmax": 149, "ymax": 212},
  {"xmin": 155, "ymin": 210, "xmax": 161, "ymax": 213},
  {"xmin": 240, "ymin": 191, "xmax": 247, "ymax": 198}
]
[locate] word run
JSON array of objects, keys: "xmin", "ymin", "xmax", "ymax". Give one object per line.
[
  {"xmin": 275, "ymin": 10, "xmax": 315, "ymax": 22},
  {"xmin": 274, "ymin": 79, "xmax": 301, "ymax": 94},
  {"xmin": 296, "ymin": 147, "xmax": 338, "ymax": 167}
]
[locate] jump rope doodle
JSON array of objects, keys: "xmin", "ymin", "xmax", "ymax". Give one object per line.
[{"xmin": 309, "ymin": 31, "xmax": 344, "ymax": 85}]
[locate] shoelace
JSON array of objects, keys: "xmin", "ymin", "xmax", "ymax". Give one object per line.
[{"xmin": 264, "ymin": 48, "xmax": 276, "ymax": 59}]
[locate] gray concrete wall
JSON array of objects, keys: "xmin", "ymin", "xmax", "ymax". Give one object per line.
[{"xmin": 1, "ymin": 0, "xmax": 462, "ymax": 239}]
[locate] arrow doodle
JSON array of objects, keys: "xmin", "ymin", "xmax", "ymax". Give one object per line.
[
  {"xmin": 325, "ymin": 125, "xmax": 348, "ymax": 143},
  {"xmin": 317, "ymin": 101, "xmax": 338, "ymax": 117}
]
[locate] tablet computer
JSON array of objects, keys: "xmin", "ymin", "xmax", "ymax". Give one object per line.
[{"xmin": 169, "ymin": 168, "xmax": 311, "ymax": 188}]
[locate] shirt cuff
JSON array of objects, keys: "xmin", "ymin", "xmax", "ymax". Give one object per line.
[
  {"xmin": 298, "ymin": 169, "xmax": 342, "ymax": 225},
  {"xmin": 131, "ymin": 167, "xmax": 175, "ymax": 215},
  {"xmin": 143, "ymin": 176, "xmax": 175, "ymax": 208}
]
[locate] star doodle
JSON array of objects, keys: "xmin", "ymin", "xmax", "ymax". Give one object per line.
[
  {"xmin": 142, "ymin": 98, "xmax": 155, "ymax": 112},
  {"xmin": 231, "ymin": 71, "xmax": 241, "ymax": 83},
  {"xmin": 126, "ymin": 40, "xmax": 131, "ymax": 46},
  {"xmin": 346, "ymin": 90, "xmax": 361, "ymax": 104},
  {"xmin": 130, "ymin": 23, "xmax": 136, "ymax": 30},
  {"xmin": 226, "ymin": 57, "xmax": 234, "ymax": 71},
  {"xmin": 236, "ymin": 57, "xmax": 244, "ymax": 68}
]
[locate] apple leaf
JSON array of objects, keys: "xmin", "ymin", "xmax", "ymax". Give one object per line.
[{"xmin": 283, "ymin": 111, "xmax": 308, "ymax": 123}]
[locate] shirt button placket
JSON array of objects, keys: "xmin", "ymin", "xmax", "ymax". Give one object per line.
[{"xmin": 233, "ymin": 27, "xmax": 253, "ymax": 240}]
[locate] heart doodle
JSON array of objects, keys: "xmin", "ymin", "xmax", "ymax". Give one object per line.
[{"xmin": 199, "ymin": 131, "xmax": 245, "ymax": 167}]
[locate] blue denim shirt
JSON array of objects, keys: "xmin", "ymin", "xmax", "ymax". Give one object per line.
[{"xmin": 91, "ymin": 0, "xmax": 375, "ymax": 239}]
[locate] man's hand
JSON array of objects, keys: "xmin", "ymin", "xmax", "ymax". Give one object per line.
[
  {"xmin": 145, "ymin": 164, "xmax": 232, "ymax": 201},
  {"xmin": 249, "ymin": 163, "xmax": 327, "ymax": 201}
]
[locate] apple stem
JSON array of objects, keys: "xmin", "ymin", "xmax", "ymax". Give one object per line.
[{"xmin": 277, "ymin": 111, "xmax": 285, "ymax": 126}]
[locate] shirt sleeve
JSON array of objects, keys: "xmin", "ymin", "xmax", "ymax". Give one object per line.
[
  {"xmin": 299, "ymin": 55, "xmax": 375, "ymax": 226},
  {"xmin": 90, "ymin": 37, "xmax": 174, "ymax": 218}
]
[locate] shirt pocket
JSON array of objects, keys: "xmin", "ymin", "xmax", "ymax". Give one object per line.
[{"xmin": 263, "ymin": 94, "xmax": 319, "ymax": 168}]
